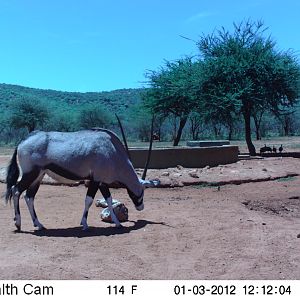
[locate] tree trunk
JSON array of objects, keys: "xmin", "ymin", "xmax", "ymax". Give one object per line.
[
  {"xmin": 171, "ymin": 115, "xmax": 178, "ymax": 141},
  {"xmin": 191, "ymin": 124, "xmax": 198, "ymax": 140},
  {"xmin": 173, "ymin": 117, "xmax": 188, "ymax": 146},
  {"xmin": 190, "ymin": 116, "xmax": 201, "ymax": 140},
  {"xmin": 213, "ymin": 124, "xmax": 221, "ymax": 138},
  {"xmin": 227, "ymin": 123, "xmax": 233, "ymax": 140},
  {"xmin": 283, "ymin": 116, "xmax": 291, "ymax": 136},
  {"xmin": 255, "ymin": 128, "xmax": 261, "ymax": 140},
  {"xmin": 243, "ymin": 108, "xmax": 256, "ymax": 156},
  {"xmin": 253, "ymin": 117, "xmax": 261, "ymax": 140}
]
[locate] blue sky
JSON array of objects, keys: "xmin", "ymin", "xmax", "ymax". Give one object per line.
[{"xmin": 0, "ymin": 0, "xmax": 299, "ymax": 92}]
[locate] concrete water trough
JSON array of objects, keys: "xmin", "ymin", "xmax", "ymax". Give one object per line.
[
  {"xmin": 129, "ymin": 145, "xmax": 239, "ymax": 169},
  {"xmin": 186, "ymin": 140, "xmax": 230, "ymax": 147}
]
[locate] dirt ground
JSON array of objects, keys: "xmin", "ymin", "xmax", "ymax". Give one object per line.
[{"xmin": 0, "ymin": 156, "xmax": 300, "ymax": 280}]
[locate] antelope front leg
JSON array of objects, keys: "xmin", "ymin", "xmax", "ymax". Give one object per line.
[
  {"xmin": 106, "ymin": 196, "xmax": 121, "ymax": 227},
  {"xmin": 80, "ymin": 196, "xmax": 94, "ymax": 230},
  {"xmin": 80, "ymin": 180, "xmax": 99, "ymax": 230},
  {"xmin": 99, "ymin": 184, "xmax": 121, "ymax": 228}
]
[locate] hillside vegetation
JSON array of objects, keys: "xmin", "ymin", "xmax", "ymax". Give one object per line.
[
  {"xmin": 1, "ymin": 82, "xmax": 300, "ymax": 147},
  {"xmin": 0, "ymin": 83, "xmax": 143, "ymax": 114},
  {"xmin": 0, "ymin": 83, "xmax": 146, "ymax": 144}
]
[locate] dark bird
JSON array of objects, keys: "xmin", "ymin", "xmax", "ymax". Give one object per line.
[
  {"xmin": 260, "ymin": 144, "xmax": 272, "ymax": 154},
  {"xmin": 272, "ymin": 145, "xmax": 277, "ymax": 153},
  {"xmin": 279, "ymin": 144, "xmax": 283, "ymax": 153}
]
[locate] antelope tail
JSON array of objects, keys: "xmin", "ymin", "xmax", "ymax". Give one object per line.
[{"xmin": 5, "ymin": 148, "xmax": 19, "ymax": 204}]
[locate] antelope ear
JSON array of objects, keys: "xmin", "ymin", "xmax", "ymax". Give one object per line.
[{"xmin": 139, "ymin": 178, "xmax": 160, "ymax": 188}]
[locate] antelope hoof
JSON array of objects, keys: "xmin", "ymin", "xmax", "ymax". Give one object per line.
[
  {"xmin": 34, "ymin": 220, "xmax": 46, "ymax": 230},
  {"xmin": 82, "ymin": 225, "xmax": 89, "ymax": 231},
  {"xmin": 80, "ymin": 221, "xmax": 89, "ymax": 231},
  {"xmin": 35, "ymin": 225, "xmax": 46, "ymax": 231}
]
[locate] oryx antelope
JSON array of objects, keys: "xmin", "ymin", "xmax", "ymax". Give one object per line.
[{"xmin": 5, "ymin": 123, "xmax": 158, "ymax": 231}]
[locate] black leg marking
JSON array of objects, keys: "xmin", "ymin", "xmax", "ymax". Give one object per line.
[
  {"xmin": 26, "ymin": 181, "xmax": 41, "ymax": 198},
  {"xmin": 26, "ymin": 182, "xmax": 41, "ymax": 221},
  {"xmin": 17, "ymin": 168, "xmax": 41, "ymax": 194},
  {"xmin": 99, "ymin": 184, "xmax": 122, "ymax": 227},
  {"xmin": 99, "ymin": 184, "xmax": 111, "ymax": 199},
  {"xmin": 87, "ymin": 180, "xmax": 100, "ymax": 198},
  {"xmin": 83, "ymin": 211, "xmax": 88, "ymax": 219}
]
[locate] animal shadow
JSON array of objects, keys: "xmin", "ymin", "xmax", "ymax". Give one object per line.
[{"xmin": 21, "ymin": 219, "xmax": 169, "ymax": 238}]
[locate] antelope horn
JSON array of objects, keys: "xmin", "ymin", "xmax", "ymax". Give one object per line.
[
  {"xmin": 115, "ymin": 114, "xmax": 131, "ymax": 161},
  {"xmin": 142, "ymin": 115, "xmax": 154, "ymax": 180}
]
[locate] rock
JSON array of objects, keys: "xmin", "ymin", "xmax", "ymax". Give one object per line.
[
  {"xmin": 189, "ymin": 172, "xmax": 199, "ymax": 178},
  {"xmin": 100, "ymin": 203, "xmax": 129, "ymax": 223},
  {"xmin": 173, "ymin": 173, "xmax": 182, "ymax": 178},
  {"xmin": 95, "ymin": 198, "xmax": 120, "ymax": 208},
  {"xmin": 161, "ymin": 171, "xmax": 170, "ymax": 176}
]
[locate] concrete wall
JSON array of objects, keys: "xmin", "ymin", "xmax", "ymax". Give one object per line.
[{"xmin": 129, "ymin": 145, "xmax": 239, "ymax": 169}]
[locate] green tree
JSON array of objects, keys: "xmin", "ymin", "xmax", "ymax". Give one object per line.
[
  {"xmin": 45, "ymin": 111, "xmax": 77, "ymax": 132},
  {"xmin": 79, "ymin": 104, "xmax": 111, "ymax": 129},
  {"xmin": 198, "ymin": 20, "xmax": 300, "ymax": 155},
  {"xmin": 144, "ymin": 57, "xmax": 202, "ymax": 146},
  {"xmin": 10, "ymin": 97, "xmax": 50, "ymax": 133},
  {"xmin": 188, "ymin": 111, "xmax": 204, "ymax": 140}
]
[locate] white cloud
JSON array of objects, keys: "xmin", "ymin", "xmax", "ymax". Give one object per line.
[{"xmin": 186, "ymin": 11, "xmax": 217, "ymax": 23}]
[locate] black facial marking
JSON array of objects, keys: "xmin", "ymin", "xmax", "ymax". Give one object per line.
[{"xmin": 127, "ymin": 189, "xmax": 143, "ymax": 207}]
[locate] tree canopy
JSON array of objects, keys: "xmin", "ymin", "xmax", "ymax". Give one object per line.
[
  {"xmin": 142, "ymin": 20, "xmax": 300, "ymax": 151},
  {"xmin": 144, "ymin": 57, "xmax": 202, "ymax": 145},
  {"xmin": 10, "ymin": 97, "xmax": 50, "ymax": 133},
  {"xmin": 79, "ymin": 104, "xmax": 111, "ymax": 129},
  {"xmin": 197, "ymin": 20, "xmax": 300, "ymax": 154}
]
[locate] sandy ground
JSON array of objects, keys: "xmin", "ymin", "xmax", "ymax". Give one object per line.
[{"xmin": 0, "ymin": 156, "xmax": 300, "ymax": 280}]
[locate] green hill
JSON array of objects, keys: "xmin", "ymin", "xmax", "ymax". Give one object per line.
[{"xmin": 0, "ymin": 83, "xmax": 144, "ymax": 114}]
